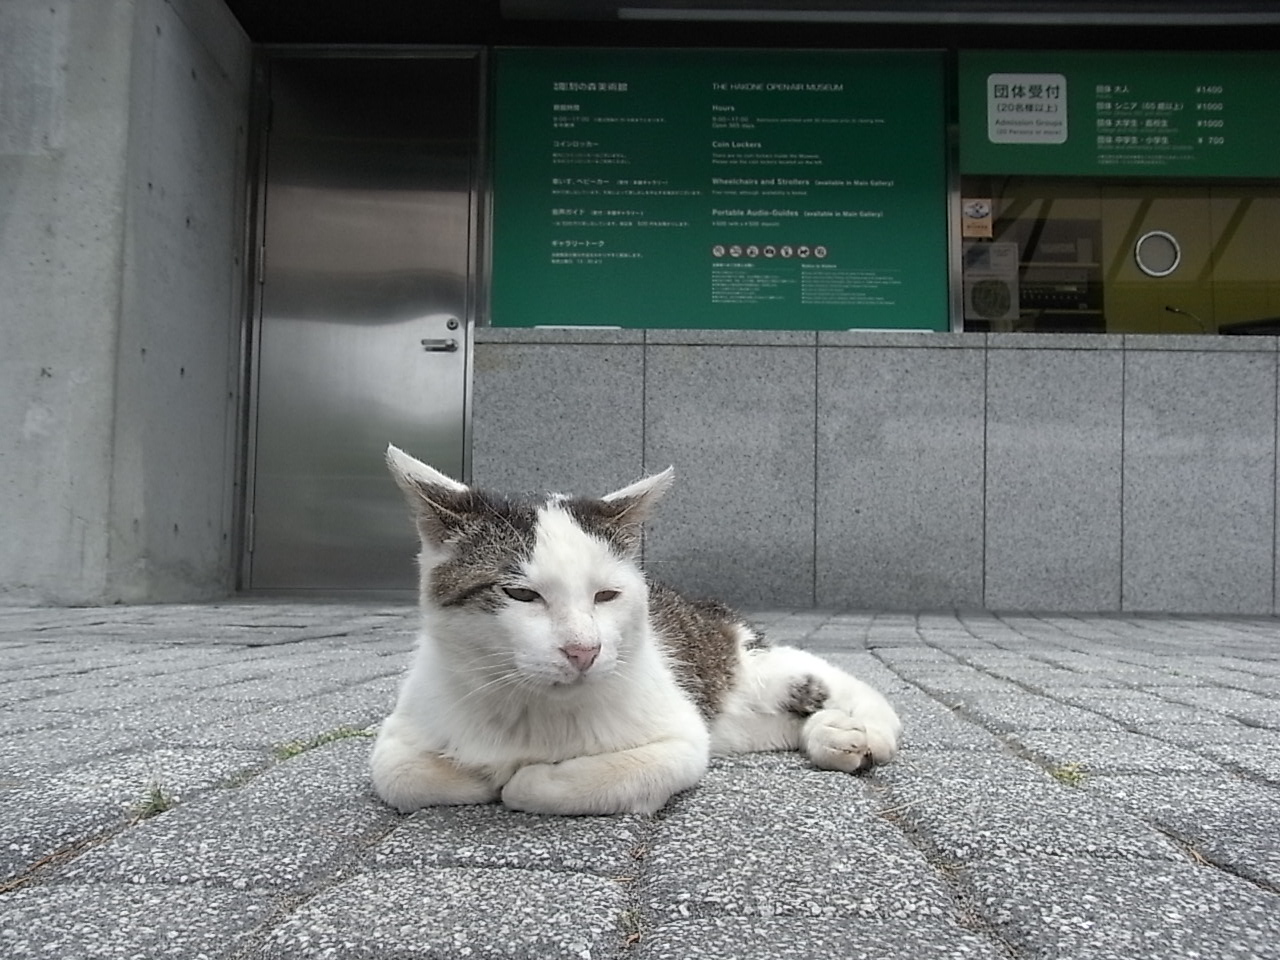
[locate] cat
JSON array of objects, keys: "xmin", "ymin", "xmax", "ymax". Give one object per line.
[{"xmin": 370, "ymin": 445, "xmax": 902, "ymax": 816}]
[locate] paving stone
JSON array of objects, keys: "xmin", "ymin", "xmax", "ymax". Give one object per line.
[
  {"xmin": 956, "ymin": 695, "xmax": 1125, "ymax": 733},
  {"xmin": 871, "ymin": 647, "xmax": 963, "ymax": 667},
  {"xmin": 156, "ymin": 683, "xmax": 392, "ymax": 751},
  {"xmin": 914, "ymin": 635, "xmax": 994, "ymax": 650},
  {"xmin": 875, "ymin": 748, "xmax": 1049, "ymax": 788},
  {"xmin": 0, "ymin": 675, "xmax": 87, "ymax": 701},
  {"xmin": 884, "ymin": 765, "xmax": 1181, "ymax": 864},
  {"xmin": 0, "ymin": 797, "xmax": 123, "ymax": 884},
  {"xmin": 1, "ymin": 744, "xmax": 270, "ymax": 882},
  {"xmin": 1198, "ymin": 741, "xmax": 1280, "ymax": 784},
  {"xmin": 886, "ymin": 699, "xmax": 1001, "ymax": 751},
  {"xmin": 1196, "ymin": 832, "xmax": 1280, "ymax": 892},
  {"xmin": 802, "ymin": 627, "xmax": 870, "ymax": 650},
  {"xmin": 0, "ymin": 711, "xmax": 68, "ymax": 737},
  {"xmin": 258, "ymin": 867, "xmax": 627, "ymax": 959},
  {"xmin": 138, "ymin": 658, "xmax": 294, "ymax": 689},
  {"xmin": 910, "ymin": 674, "xmax": 1028, "ymax": 706},
  {"xmin": 964, "ymin": 856, "xmax": 1280, "ymax": 960},
  {"xmin": 1128, "ymin": 720, "xmax": 1273, "ymax": 749},
  {"xmin": 1, "ymin": 724, "xmax": 178, "ymax": 779},
  {"xmin": 36, "ymin": 696, "xmax": 252, "ymax": 741},
  {"xmin": 635, "ymin": 916, "xmax": 1009, "ymax": 960},
  {"xmin": 0, "ymin": 883, "xmax": 272, "ymax": 958},
  {"xmin": 817, "ymin": 652, "xmax": 912, "ymax": 695},
  {"xmin": 1007, "ymin": 729, "xmax": 1218, "ymax": 775},
  {"xmin": 44, "ymin": 746, "xmax": 268, "ymax": 804},
  {"xmin": 18, "ymin": 682, "xmax": 190, "ymax": 714},
  {"xmin": 185, "ymin": 674, "xmax": 347, "ymax": 703},
  {"xmin": 60, "ymin": 740, "xmax": 394, "ymax": 890},
  {"xmin": 1029, "ymin": 655, "xmax": 1166, "ymax": 682},
  {"xmin": 370, "ymin": 803, "xmax": 649, "ymax": 878},
  {"xmin": 643, "ymin": 759, "xmax": 953, "ymax": 922},
  {"xmin": 1084, "ymin": 772, "xmax": 1280, "ymax": 888},
  {"xmin": 1052, "ymin": 688, "xmax": 1244, "ymax": 726},
  {"xmin": 1143, "ymin": 685, "xmax": 1280, "ymax": 727},
  {"xmin": 978, "ymin": 665, "xmax": 1126, "ymax": 691}
]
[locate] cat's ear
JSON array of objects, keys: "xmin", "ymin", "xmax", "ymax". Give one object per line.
[
  {"xmin": 574, "ymin": 468, "xmax": 673, "ymax": 556},
  {"xmin": 385, "ymin": 444, "xmax": 471, "ymax": 545},
  {"xmin": 600, "ymin": 466, "xmax": 675, "ymax": 527}
]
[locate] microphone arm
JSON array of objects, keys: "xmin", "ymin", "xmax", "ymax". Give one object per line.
[{"xmin": 1165, "ymin": 305, "xmax": 1208, "ymax": 333}]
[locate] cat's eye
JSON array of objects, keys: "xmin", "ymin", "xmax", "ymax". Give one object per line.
[
  {"xmin": 502, "ymin": 587, "xmax": 541, "ymax": 603},
  {"xmin": 594, "ymin": 589, "xmax": 620, "ymax": 603}
]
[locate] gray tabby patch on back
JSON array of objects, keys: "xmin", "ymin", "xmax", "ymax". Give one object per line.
[{"xmin": 649, "ymin": 582, "xmax": 764, "ymax": 719}]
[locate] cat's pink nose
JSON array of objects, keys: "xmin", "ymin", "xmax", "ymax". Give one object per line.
[{"xmin": 561, "ymin": 643, "xmax": 600, "ymax": 672}]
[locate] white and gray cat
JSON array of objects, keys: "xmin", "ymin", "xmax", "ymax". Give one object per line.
[{"xmin": 371, "ymin": 445, "xmax": 902, "ymax": 816}]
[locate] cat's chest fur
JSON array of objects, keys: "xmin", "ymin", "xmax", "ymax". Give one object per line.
[{"xmin": 404, "ymin": 612, "xmax": 705, "ymax": 783}]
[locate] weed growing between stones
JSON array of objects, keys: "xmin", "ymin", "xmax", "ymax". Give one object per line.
[
  {"xmin": 1049, "ymin": 761, "xmax": 1088, "ymax": 787},
  {"xmin": 274, "ymin": 724, "xmax": 375, "ymax": 760},
  {"xmin": 618, "ymin": 907, "xmax": 644, "ymax": 948},
  {"xmin": 132, "ymin": 782, "xmax": 177, "ymax": 821}
]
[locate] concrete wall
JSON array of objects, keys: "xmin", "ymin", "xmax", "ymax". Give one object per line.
[
  {"xmin": 473, "ymin": 328, "xmax": 1280, "ymax": 616},
  {"xmin": 0, "ymin": 0, "xmax": 251, "ymax": 603}
]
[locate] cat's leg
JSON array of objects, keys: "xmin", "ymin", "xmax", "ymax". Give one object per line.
[
  {"xmin": 500, "ymin": 734, "xmax": 708, "ymax": 816},
  {"xmin": 370, "ymin": 714, "xmax": 498, "ymax": 812},
  {"xmin": 710, "ymin": 646, "xmax": 902, "ymax": 772},
  {"xmin": 707, "ymin": 656, "xmax": 812, "ymax": 755}
]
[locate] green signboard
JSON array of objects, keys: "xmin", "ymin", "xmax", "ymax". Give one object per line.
[
  {"xmin": 959, "ymin": 50, "xmax": 1280, "ymax": 178},
  {"xmin": 492, "ymin": 49, "xmax": 947, "ymax": 330}
]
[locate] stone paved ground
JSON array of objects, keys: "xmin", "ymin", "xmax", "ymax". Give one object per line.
[{"xmin": 1, "ymin": 602, "xmax": 1279, "ymax": 959}]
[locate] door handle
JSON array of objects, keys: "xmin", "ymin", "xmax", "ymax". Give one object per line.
[{"xmin": 420, "ymin": 338, "xmax": 459, "ymax": 353}]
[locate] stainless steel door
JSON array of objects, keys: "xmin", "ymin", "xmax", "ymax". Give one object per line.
[{"xmin": 247, "ymin": 55, "xmax": 478, "ymax": 590}]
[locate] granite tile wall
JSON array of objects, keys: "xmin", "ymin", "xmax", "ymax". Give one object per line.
[
  {"xmin": 1121, "ymin": 339, "xmax": 1277, "ymax": 614},
  {"xmin": 472, "ymin": 329, "xmax": 1280, "ymax": 615},
  {"xmin": 470, "ymin": 330, "xmax": 644, "ymax": 496},
  {"xmin": 643, "ymin": 334, "xmax": 817, "ymax": 608},
  {"xmin": 984, "ymin": 338, "xmax": 1124, "ymax": 611},
  {"xmin": 816, "ymin": 336, "xmax": 985, "ymax": 610}
]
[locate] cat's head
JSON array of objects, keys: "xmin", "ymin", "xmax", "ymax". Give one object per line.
[{"xmin": 385, "ymin": 445, "xmax": 672, "ymax": 688}]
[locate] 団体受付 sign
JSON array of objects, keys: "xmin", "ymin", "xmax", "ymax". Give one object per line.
[{"xmin": 960, "ymin": 50, "xmax": 1280, "ymax": 178}]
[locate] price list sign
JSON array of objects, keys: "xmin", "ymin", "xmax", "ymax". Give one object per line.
[
  {"xmin": 959, "ymin": 51, "xmax": 1280, "ymax": 178},
  {"xmin": 491, "ymin": 48, "xmax": 947, "ymax": 330}
]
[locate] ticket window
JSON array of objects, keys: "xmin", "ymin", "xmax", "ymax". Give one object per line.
[{"xmin": 960, "ymin": 176, "xmax": 1280, "ymax": 335}]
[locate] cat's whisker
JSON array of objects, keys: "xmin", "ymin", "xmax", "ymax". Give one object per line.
[
  {"xmin": 453, "ymin": 652, "xmax": 517, "ymax": 669},
  {"xmin": 444, "ymin": 648, "xmax": 519, "ymax": 666},
  {"xmin": 459, "ymin": 655, "xmax": 521, "ymax": 670},
  {"xmin": 454, "ymin": 670, "xmax": 528, "ymax": 704}
]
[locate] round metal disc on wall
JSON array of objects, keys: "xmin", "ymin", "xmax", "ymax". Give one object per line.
[{"xmin": 1135, "ymin": 230, "xmax": 1182, "ymax": 277}]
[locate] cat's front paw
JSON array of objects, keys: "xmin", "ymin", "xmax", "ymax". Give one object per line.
[
  {"xmin": 500, "ymin": 752, "xmax": 686, "ymax": 816},
  {"xmin": 804, "ymin": 710, "xmax": 872, "ymax": 773},
  {"xmin": 802, "ymin": 708, "xmax": 898, "ymax": 773},
  {"xmin": 500, "ymin": 762, "xmax": 570, "ymax": 814}
]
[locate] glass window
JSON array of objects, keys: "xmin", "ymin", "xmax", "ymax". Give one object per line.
[{"xmin": 960, "ymin": 177, "xmax": 1280, "ymax": 334}]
